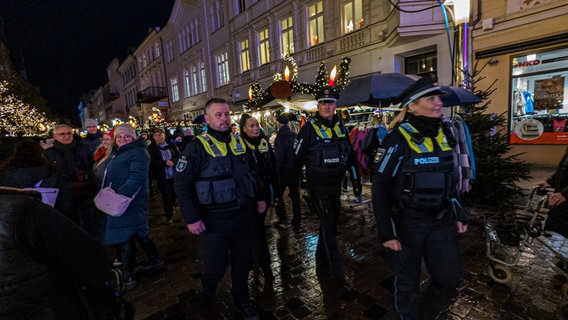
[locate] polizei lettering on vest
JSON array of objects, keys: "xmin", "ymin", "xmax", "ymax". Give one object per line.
[
  {"xmin": 414, "ymin": 157, "xmax": 440, "ymax": 165},
  {"xmin": 324, "ymin": 158, "xmax": 340, "ymax": 164}
]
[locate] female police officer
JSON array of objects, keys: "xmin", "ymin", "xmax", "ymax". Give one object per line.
[{"xmin": 371, "ymin": 75, "xmax": 468, "ymax": 320}]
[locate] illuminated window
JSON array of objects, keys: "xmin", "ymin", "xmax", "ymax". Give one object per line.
[
  {"xmin": 191, "ymin": 66, "xmax": 198, "ymax": 94},
  {"xmin": 170, "ymin": 76, "xmax": 179, "ymax": 102},
  {"xmin": 259, "ymin": 29, "xmax": 270, "ymax": 65},
  {"xmin": 200, "ymin": 62, "xmax": 207, "ymax": 92},
  {"xmin": 216, "ymin": 51, "xmax": 230, "ymax": 87},
  {"xmin": 309, "ymin": 1, "xmax": 324, "ymax": 46},
  {"xmin": 344, "ymin": 0, "xmax": 363, "ymax": 33},
  {"xmin": 281, "ymin": 16, "xmax": 294, "ymax": 54},
  {"xmin": 184, "ymin": 68, "xmax": 191, "ymax": 97},
  {"xmin": 155, "ymin": 41, "xmax": 161, "ymax": 58},
  {"xmin": 240, "ymin": 39, "xmax": 250, "ymax": 72},
  {"xmin": 405, "ymin": 52, "xmax": 437, "ymax": 74}
]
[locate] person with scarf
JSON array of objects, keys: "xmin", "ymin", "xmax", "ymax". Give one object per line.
[
  {"xmin": 371, "ymin": 75, "xmax": 468, "ymax": 320},
  {"xmin": 148, "ymin": 128, "xmax": 181, "ymax": 224},
  {"xmin": 44, "ymin": 124, "xmax": 102, "ymax": 239},
  {"xmin": 239, "ymin": 113, "xmax": 280, "ymax": 285}
]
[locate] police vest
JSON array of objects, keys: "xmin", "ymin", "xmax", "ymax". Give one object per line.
[
  {"xmin": 243, "ymin": 137, "xmax": 273, "ymax": 181},
  {"xmin": 304, "ymin": 120, "xmax": 352, "ymax": 186},
  {"xmin": 397, "ymin": 122, "xmax": 456, "ymax": 211},
  {"xmin": 195, "ymin": 133, "xmax": 254, "ymax": 212}
]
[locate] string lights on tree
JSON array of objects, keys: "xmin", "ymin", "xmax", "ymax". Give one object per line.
[{"xmin": 0, "ymin": 81, "xmax": 55, "ymax": 136}]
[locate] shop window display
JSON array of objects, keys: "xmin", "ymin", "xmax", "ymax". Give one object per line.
[{"xmin": 510, "ymin": 46, "xmax": 568, "ymax": 144}]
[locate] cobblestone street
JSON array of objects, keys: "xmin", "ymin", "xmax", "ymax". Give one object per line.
[{"xmin": 123, "ymin": 167, "xmax": 568, "ymax": 319}]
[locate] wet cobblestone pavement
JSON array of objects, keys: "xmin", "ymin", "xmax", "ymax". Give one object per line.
[{"xmin": 124, "ymin": 168, "xmax": 568, "ymax": 319}]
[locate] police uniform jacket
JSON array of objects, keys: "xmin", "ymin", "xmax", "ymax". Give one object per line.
[
  {"xmin": 241, "ymin": 132, "xmax": 280, "ymax": 203},
  {"xmin": 293, "ymin": 113, "xmax": 357, "ymax": 188},
  {"xmin": 174, "ymin": 127, "xmax": 257, "ymax": 224},
  {"xmin": 371, "ymin": 115, "xmax": 458, "ymax": 242}
]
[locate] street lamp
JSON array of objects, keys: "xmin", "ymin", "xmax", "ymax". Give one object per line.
[{"xmin": 441, "ymin": 0, "xmax": 471, "ymax": 87}]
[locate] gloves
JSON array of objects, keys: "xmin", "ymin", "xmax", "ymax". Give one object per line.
[{"xmin": 352, "ymin": 178, "xmax": 362, "ymax": 198}]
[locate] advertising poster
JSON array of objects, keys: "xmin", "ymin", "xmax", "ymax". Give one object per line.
[{"xmin": 533, "ymin": 77, "xmax": 564, "ymax": 110}]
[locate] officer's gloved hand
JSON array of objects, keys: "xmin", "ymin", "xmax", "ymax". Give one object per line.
[{"xmin": 352, "ymin": 179, "xmax": 362, "ymax": 198}]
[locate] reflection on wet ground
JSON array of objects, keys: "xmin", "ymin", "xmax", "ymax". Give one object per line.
[{"xmin": 126, "ymin": 172, "xmax": 568, "ymax": 319}]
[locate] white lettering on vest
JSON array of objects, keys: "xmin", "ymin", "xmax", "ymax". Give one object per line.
[{"xmin": 414, "ymin": 157, "xmax": 440, "ymax": 165}]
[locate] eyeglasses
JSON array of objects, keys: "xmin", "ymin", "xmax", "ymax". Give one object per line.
[{"xmin": 55, "ymin": 132, "xmax": 73, "ymax": 136}]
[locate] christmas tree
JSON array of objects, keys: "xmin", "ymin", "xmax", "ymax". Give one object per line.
[{"xmin": 461, "ymin": 62, "xmax": 533, "ymax": 207}]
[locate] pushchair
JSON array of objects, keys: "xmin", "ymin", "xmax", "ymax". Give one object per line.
[{"xmin": 485, "ymin": 185, "xmax": 568, "ymax": 297}]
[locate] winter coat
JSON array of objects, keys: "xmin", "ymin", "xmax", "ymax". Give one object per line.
[
  {"xmin": 147, "ymin": 142, "xmax": 180, "ymax": 180},
  {"xmin": 274, "ymin": 124, "xmax": 297, "ymax": 183},
  {"xmin": 44, "ymin": 141, "xmax": 96, "ymax": 198},
  {"xmin": 82, "ymin": 131, "xmax": 103, "ymax": 156},
  {"xmin": 95, "ymin": 138, "xmax": 150, "ymax": 245},
  {"xmin": 547, "ymin": 147, "xmax": 568, "ymax": 198},
  {"xmin": 0, "ymin": 187, "xmax": 110, "ymax": 319},
  {"xmin": 0, "ymin": 166, "xmax": 73, "ymax": 218}
]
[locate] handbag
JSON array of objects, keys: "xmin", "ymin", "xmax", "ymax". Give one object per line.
[
  {"xmin": 94, "ymin": 156, "xmax": 140, "ymax": 217},
  {"xmin": 23, "ymin": 179, "xmax": 59, "ymax": 207}
]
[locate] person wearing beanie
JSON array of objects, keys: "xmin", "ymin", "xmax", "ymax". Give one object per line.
[
  {"xmin": 291, "ymin": 86, "xmax": 362, "ymax": 296},
  {"xmin": 179, "ymin": 128, "xmax": 195, "ymax": 152},
  {"xmin": 82, "ymin": 119, "xmax": 103, "ymax": 157},
  {"xmin": 371, "ymin": 74, "xmax": 467, "ymax": 320},
  {"xmin": 95, "ymin": 123, "xmax": 164, "ymax": 290},
  {"xmin": 274, "ymin": 112, "xmax": 301, "ymax": 229}
]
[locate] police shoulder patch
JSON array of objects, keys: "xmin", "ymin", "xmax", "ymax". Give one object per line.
[{"xmin": 176, "ymin": 156, "xmax": 188, "ymax": 172}]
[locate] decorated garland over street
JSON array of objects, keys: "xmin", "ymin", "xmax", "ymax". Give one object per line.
[{"xmin": 245, "ymin": 54, "xmax": 351, "ymax": 111}]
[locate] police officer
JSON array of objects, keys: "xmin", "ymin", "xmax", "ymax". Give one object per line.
[
  {"xmin": 371, "ymin": 75, "xmax": 468, "ymax": 320},
  {"xmin": 239, "ymin": 113, "xmax": 279, "ymax": 284},
  {"xmin": 292, "ymin": 87, "xmax": 361, "ymax": 292},
  {"xmin": 174, "ymin": 98, "xmax": 265, "ymax": 320}
]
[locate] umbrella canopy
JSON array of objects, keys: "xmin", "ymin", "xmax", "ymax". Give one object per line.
[
  {"xmin": 440, "ymin": 86, "xmax": 482, "ymax": 107},
  {"xmin": 336, "ymin": 73, "xmax": 418, "ymax": 107}
]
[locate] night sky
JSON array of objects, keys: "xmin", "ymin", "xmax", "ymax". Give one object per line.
[{"xmin": 0, "ymin": 0, "xmax": 175, "ymax": 122}]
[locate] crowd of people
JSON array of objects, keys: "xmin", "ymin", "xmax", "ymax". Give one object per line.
[{"xmin": 3, "ymin": 76, "xmax": 564, "ymax": 320}]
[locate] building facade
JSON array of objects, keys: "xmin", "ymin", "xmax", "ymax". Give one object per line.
[{"xmin": 82, "ymin": 0, "xmax": 568, "ymax": 165}]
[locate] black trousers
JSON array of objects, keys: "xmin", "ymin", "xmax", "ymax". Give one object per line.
[
  {"xmin": 156, "ymin": 178, "xmax": 176, "ymax": 220},
  {"xmin": 276, "ymin": 178, "xmax": 301, "ymax": 223},
  {"xmin": 200, "ymin": 207, "xmax": 253, "ymax": 305},
  {"xmin": 385, "ymin": 215, "xmax": 462, "ymax": 320},
  {"xmin": 311, "ymin": 186, "xmax": 344, "ymax": 281}
]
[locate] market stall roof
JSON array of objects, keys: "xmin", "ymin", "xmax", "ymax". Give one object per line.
[{"xmin": 251, "ymin": 92, "xmax": 318, "ymax": 112}]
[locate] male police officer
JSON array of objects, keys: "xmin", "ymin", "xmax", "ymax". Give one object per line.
[
  {"xmin": 174, "ymin": 98, "xmax": 265, "ymax": 319},
  {"xmin": 292, "ymin": 87, "xmax": 361, "ymax": 293}
]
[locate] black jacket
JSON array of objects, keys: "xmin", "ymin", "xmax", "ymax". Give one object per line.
[
  {"xmin": 548, "ymin": 147, "xmax": 568, "ymax": 198},
  {"xmin": 274, "ymin": 125, "xmax": 297, "ymax": 183},
  {"xmin": 147, "ymin": 142, "xmax": 180, "ymax": 180},
  {"xmin": 0, "ymin": 187, "xmax": 110, "ymax": 319},
  {"xmin": 0, "ymin": 166, "xmax": 73, "ymax": 218}
]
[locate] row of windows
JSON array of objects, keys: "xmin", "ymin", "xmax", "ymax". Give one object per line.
[
  {"xmin": 168, "ymin": 0, "xmax": 366, "ymax": 100},
  {"xmin": 170, "ymin": 62, "xmax": 208, "ymax": 102},
  {"xmin": 178, "ymin": 18, "xmax": 201, "ymax": 54}
]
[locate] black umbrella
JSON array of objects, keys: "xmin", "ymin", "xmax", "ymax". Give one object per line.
[
  {"xmin": 193, "ymin": 114, "xmax": 206, "ymax": 124},
  {"xmin": 336, "ymin": 73, "xmax": 418, "ymax": 107},
  {"xmin": 440, "ymin": 86, "xmax": 482, "ymax": 107}
]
